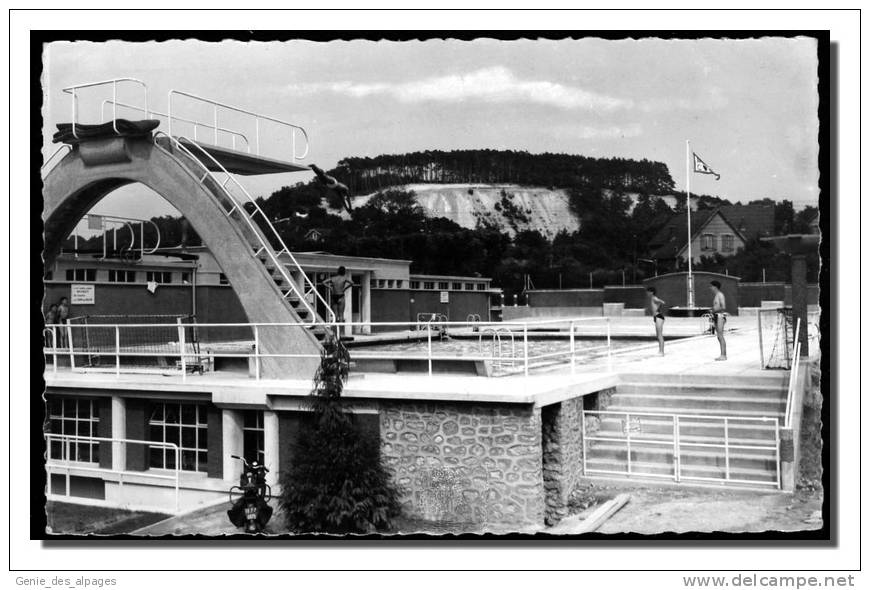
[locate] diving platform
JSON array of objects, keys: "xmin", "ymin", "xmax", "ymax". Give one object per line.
[{"xmin": 175, "ymin": 138, "xmax": 310, "ymax": 175}]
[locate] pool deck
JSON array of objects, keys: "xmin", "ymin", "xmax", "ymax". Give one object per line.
[{"xmin": 43, "ymin": 316, "xmax": 797, "ymax": 407}]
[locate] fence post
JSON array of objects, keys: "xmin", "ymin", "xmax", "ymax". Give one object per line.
[
  {"xmin": 427, "ymin": 322, "xmax": 433, "ymax": 377},
  {"xmin": 580, "ymin": 407, "xmax": 587, "ymax": 476},
  {"xmin": 724, "ymin": 417, "xmax": 731, "ymax": 481},
  {"xmin": 757, "ymin": 310, "xmax": 765, "ymax": 369},
  {"xmin": 625, "ymin": 412, "xmax": 632, "ymax": 476},
  {"xmin": 775, "ymin": 419, "xmax": 782, "ymax": 490},
  {"xmin": 606, "ymin": 318, "xmax": 612, "ymax": 372},
  {"xmin": 52, "ymin": 327, "xmax": 58, "ymax": 373},
  {"xmin": 570, "ymin": 320, "xmax": 576, "ymax": 375},
  {"xmin": 674, "ymin": 415, "xmax": 681, "ymax": 483},
  {"xmin": 253, "ymin": 325, "xmax": 261, "ymax": 380},
  {"xmin": 115, "ymin": 325, "xmax": 121, "ymax": 377},
  {"xmin": 66, "ymin": 321, "xmax": 75, "ymax": 369},
  {"xmin": 177, "ymin": 319, "xmax": 186, "ymax": 381},
  {"xmin": 523, "ymin": 323, "xmax": 529, "ymax": 377}
]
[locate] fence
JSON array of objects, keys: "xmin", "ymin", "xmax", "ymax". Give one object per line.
[
  {"xmin": 45, "ymin": 433, "xmax": 181, "ymax": 513},
  {"xmin": 581, "ymin": 409, "xmax": 781, "ymax": 488},
  {"xmin": 757, "ymin": 307, "xmax": 794, "ymax": 369},
  {"xmin": 45, "ymin": 317, "xmax": 614, "ymax": 379}
]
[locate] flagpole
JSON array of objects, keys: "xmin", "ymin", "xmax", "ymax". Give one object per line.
[{"xmin": 686, "ymin": 140, "xmax": 695, "ymax": 309}]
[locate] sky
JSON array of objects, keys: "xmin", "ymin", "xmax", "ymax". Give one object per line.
[{"xmin": 42, "ymin": 37, "xmax": 821, "ymax": 220}]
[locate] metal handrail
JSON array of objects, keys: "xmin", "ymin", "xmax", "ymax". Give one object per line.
[
  {"xmin": 45, "ymin": 433, "xmax": 181, "ymax": 513},
  {"xmin": 168, "ymin": 89, "xmax": 309, "ymax": 160},
  {"xmin": 582, "ymin": 409, "xmax": 781, "ymax": 488},
  {"xmin": 43, "ymin": 316, "xmax": 613, "ymax": 380},
  {"xmin": 783, "ymin": 319, "xmax": 803, "ymax": 429},
  {"xmin": 100, "ymin": 99, "xmax": 251, "ymax": 152},
  {"xmin": 72, "ymin": 213, "xmax": 162, "ymax": 258},
  {"xmin": 41, "ymin": 144, "xmax": 72, "ymax": 176},
  {"xmin": 62, "ymin": 78, "xmax": 149, "ymax": 138},
  {"xmin": 152, "ymin": 131, "xmax": 335, "ymax": 325}
]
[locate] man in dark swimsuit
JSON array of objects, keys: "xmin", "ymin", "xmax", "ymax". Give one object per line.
[
  {"xmin": 710, "ymin": 280, "xmax": 727, "ymax": 360},
  {"xmin": 322, "ymin": 266, "xmax": 353, "ymax": 327},
  {"xmin": 647, "ymin": 287, "xmax": 666, "ymax": 355}
]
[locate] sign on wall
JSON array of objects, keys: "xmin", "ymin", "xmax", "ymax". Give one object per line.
[
  {"xmin": 71, "ymin": 284, "xmax": 95, "ymax": 305},
  {"xmin": 440, "ymin": 291, "xmax": 449, "ymax": 304}
]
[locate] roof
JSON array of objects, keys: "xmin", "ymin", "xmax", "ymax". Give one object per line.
[
  {"xmin": 649, "ymin": 207, "xmax": 745, "ymax": 259},
  {"xmin": 718, "ymin": 204, "xmax": 775, "ymax": 241}
]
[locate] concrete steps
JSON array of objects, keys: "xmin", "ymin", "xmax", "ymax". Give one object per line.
[{"xmin": 584, "ymin": 378, "xmax": 787, "ymax": 489}]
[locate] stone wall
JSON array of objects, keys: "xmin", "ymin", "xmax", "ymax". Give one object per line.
[
  {"xmin": 541, "ymin": 397, "xmax": 586, "ymax": 525},
  {"xmin": 379, "ymin": 401, "xmax": 544, "ymax": 529}
]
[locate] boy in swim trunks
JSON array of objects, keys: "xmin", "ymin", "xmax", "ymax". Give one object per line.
[
  {"xmin": 710, "ymin": 280, "xmax": 727, "ymax": 361},
  {"xmin": 647, "ymin": 287, "xmax": 666, "ymax": 355},
  {"xmin": 322, "ymin": 266, "xmax": 353, "ymax": 326}
]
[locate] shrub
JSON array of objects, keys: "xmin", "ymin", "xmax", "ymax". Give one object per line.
[{"xmin": 279, "ymin": 338, "xmax": 400, "ymax": 534}]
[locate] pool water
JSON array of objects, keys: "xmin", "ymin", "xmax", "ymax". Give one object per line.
[{"xmin": 351, "ymin": 336, "xmax": 641, "ymax": 359}]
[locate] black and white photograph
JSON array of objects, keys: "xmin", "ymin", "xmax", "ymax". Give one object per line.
[{"xmin": 10, "ymin": 7, "xmax": 858, "ymax": 585}]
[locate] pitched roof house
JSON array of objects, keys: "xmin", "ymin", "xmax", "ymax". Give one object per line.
[{"xmin": 649, "ymin": 207, "xmax": 747, "ymax": 266}]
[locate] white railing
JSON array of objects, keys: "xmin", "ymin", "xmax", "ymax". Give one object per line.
[
  {"xmin": 168, "ymin": 89, "xmax": 309, "ymax": 160},
  {"xmin": 783, "ymin": 318, "xmax": 803, "ymax": 430},
  {"xmin": 65, "ymin": 213, "xmax": 161, "ymax": 259},
  {"xmin": 62, "ymin": 78, "xmax": 150, "ymax": 138},
  {"xmin": 41, "ymin": 144, "xmax": 72, "ymax": 176},
  {"xmin": 45, "ymin": 433, "xmax": 181, "ymax": 513},
  {"xmin": 581, "ymin": 409, "xmax": 781, "ymax": 489},
  {"xmin": 100, "ymin": 99, "xmax": 251, "ymax": 152},
  {"xmin": 43, "ymin": 317, "xmax": 613, "ymax": 380},
  {"xmin": 152, "ymin": 131, "xmax": 335, "ymax": 325}
]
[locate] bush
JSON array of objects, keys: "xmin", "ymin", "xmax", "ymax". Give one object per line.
[{"xmin": 279, "ymin": 339, "xmax": 400, "ymax": 534}]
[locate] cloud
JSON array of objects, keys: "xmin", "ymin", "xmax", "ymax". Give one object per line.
[
  {"xmin": 288, "ymin": 66, "xmax": 633, "ymax": 111},
  {"xmin": 557, "ymin": 124, "xmax": 643, "ymax": 140}
]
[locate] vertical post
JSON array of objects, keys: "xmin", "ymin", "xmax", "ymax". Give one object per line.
[
  {"xmin": 580, "ymin": 407, "xmax": 587, "ymax": 476},
  {"xmin": 115, "ymin": 325, "xmax": 121, "ymax": 377},
  {"xmin": 112, "ymin": 80, "xmax": 118, "ymax": 133},
  {"xmin": 253, "ymin": 325, "xmax": 261, "ymax": 380},
  {"xmin": 757, "ymin": 310, "xmax": 765, "ymax": 369},
  {"xmin": 52, "ymin": 327, "xmax": 58, "ymax": 373},
  {"xmin": 724, "ymin": 418, "xmax": 731, "ymax": 481},
  {"xmin": 255, "ymin": 118, "xmax": 260, "ymax": 155},
  {"xmin": 686, "ymin": 139, "xmax": 695, "ymax": 309},
  {"xmin": 625, "ymin": 412, "xmax": 632, "ymax": 476},
  {"xmin": 66, "ymin": 322, "xmax": 75, "ymax": 369},
  {"xmin": 674, "ymin": 415, "xmax": 681, "ymax": 483},
  {"xmin": 74, "ymin": 232, "xmax": 79, "ymax": 258},
  {"xmin": 71, "ymin": 88, "xmax": 78, "ymax": 138},
  {"xmin": 178, "ymin": 319, "xmax": 186, "ymax": 381},
  {"xmin": 569, "ymin": 320, "xmax": 576, "ymax": 375},
  {"xmin": 606, "ymin": 318, "xmax": 612, "ymax": 372},
  {"xmin": 427, "ymin": 322, "xmax": 433, "ymax": 377},
  {"xmin": 774, "ymin": 419, "xmax": 782, "ymax": 490},
  {"xmin": 140, "ymin": 223, "xmax": 144, "ymax": 257},
  {"xmin": 175, "ymin": 445, "xmax": 180, "ymax": 513},
  {"xmin": 523, "ymin": 323, "xmax": 529, "ymax": 377}
]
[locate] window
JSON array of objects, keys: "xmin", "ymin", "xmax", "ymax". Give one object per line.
[
  {"xmin": 108, "ymin": 269, "xmax": 136, "ymax": 283},
  {"xmin": 242, "ymin": 411, "xmax": 265, "ymax": 465},
  {"xmin": 65, "ymin": 268, "xmax": 96, "ymax": 282},
  {"xmin": 219, "ymin": 273, "xmax": 230, "ymax": 285},
  {"xmin": 395, "ymin": 280, "xmax": 404, "ymax": 289},
  {"xmin": 721, "ymin": 234, "xmax": 735, "ymax": 252},
  {"xmin": 701, "ymin": 233, "xmax": 716, "ymax": 250},
  {"xmin": 438, "ymin": 282, "xmax": 449, "ymax": 290},
  {"xmin": 181, "ymin": 272, "xmax": 190, "ymax": 284},
  {"xmin": 387, "ymin": 280, "xmax": 395, "ymax": 289},
  {"xmin": 410, "ymin": 281, "xmax": 421, "ymax": 290},
  {"xmin": 148, "ymin": 402, "xmax": 208, "ymax": 472},
  {"xmin": 476, "ymin": 283, "xmax": 487, "ymax": 291},
  {"xmin": 146, "ymin": 271, "xmax": 172, "ymax": 284},
  {"xmin": 452, "ymin": 282, "xmax": 463, "ymax": 291},
  {"xmin": 47, "ymin": 398, "xmax": 99, "ymax": 463},
  {"xmin": 45, "ymin": 271, "xmax": 53, "ymax": 281},
  {"xmin": 423, "ymin": 281, "xmax": 435, "ymax": 290},
  {"xmin": 465, "ymin": 283, "xmax": 475, "ymax": 291}
]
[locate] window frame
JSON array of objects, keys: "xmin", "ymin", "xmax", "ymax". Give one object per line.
[
  {"xmin": 147, "ymin": 402, "xmax": 209, "ymax": 473},
  {"xmin": 47, "ymin": 397, "xmax": 100, "ymax": 464}
]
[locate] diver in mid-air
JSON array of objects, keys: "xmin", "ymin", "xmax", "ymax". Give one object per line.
[{"xmin": 310, "ymin": 164, "xmax": 353, "ymax": 214}]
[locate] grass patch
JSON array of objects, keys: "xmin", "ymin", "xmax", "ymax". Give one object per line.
[{"xmin": 46, "ymin": 502, "xmax": 170, "ymax": 535}]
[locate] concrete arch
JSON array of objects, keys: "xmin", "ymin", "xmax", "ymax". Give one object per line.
[{"xmin": 43, "ymin": 135, "xmax": 320, "ymax": 377}]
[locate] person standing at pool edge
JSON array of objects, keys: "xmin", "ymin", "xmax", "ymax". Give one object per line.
[
  {"xmin": 322, "ymin": 266, "xmax": 353, "ymax": 328},
  {"xmin": 646, "ymin": 287, "xmax": 666, "ymax": 355},
  {"xmin": 710, "ymin": 280, "xmax": 727, "ymax": 361}
]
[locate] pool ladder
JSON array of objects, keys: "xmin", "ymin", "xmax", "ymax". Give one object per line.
[{"xmin": 478, "ymin": 327, "xmax": 518, "ymax": 372}]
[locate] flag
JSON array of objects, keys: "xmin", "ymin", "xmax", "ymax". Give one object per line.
[{"xmin": 693, "ymin": 152, "xmax": 720, "ymax": 180}]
